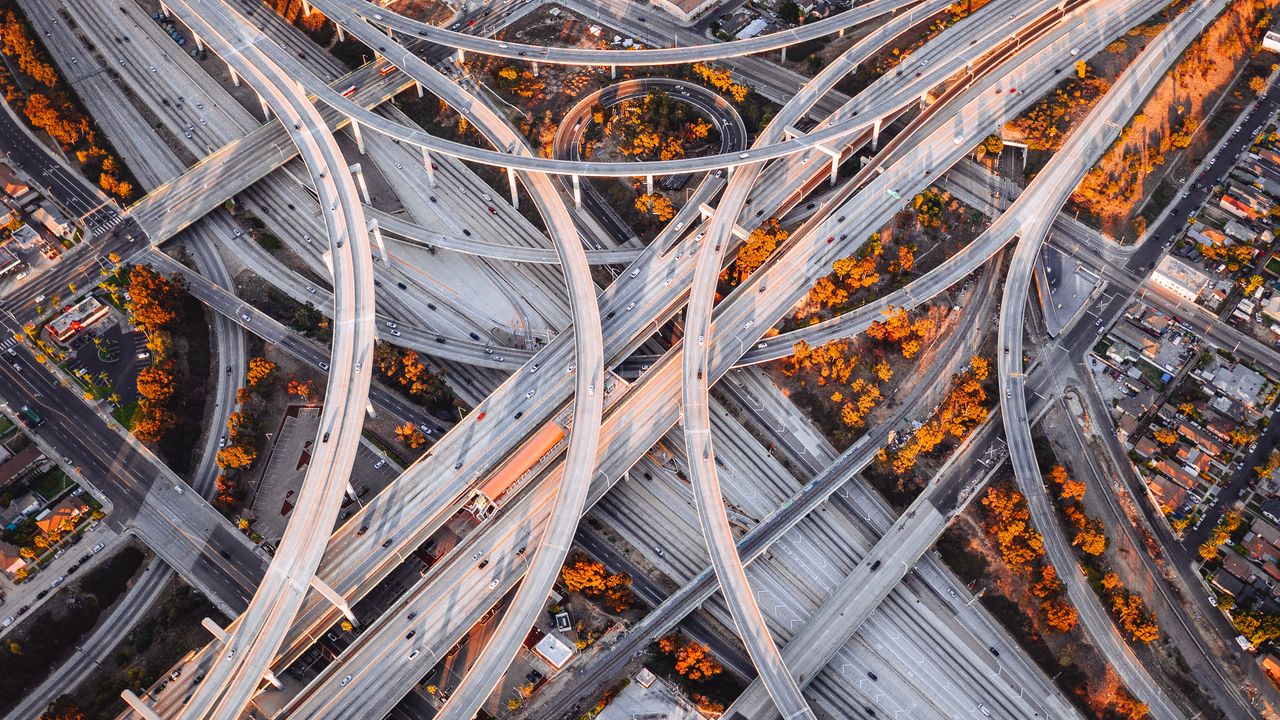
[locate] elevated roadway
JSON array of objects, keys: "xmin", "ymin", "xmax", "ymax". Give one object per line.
[
  {"xmin": 997, "ymin": 2, "xmax": 1229, "ymax": 717},
  {"xmin": 255, "ymin": 0, "xmax": 1165, "ymax": 715},
  {"xmin": 162, "ymin": 1, "xmax": 377, "ymax": 717}
]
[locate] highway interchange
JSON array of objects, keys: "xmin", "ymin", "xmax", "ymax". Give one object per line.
[{"xmin": 0, "ymin": 0, "xmax": 1272, "ymax": 718}]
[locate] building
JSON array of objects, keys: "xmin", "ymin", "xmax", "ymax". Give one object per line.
[
  {"xmin": 8, "ymin": 223, "xmax": 38, "ymax": 249},
  {"xmin": 531, "ymin": 631, "xmax": 575, "ymax": 670},
  {"xmin": 1225, "ymin": 220, "xmax": 1258, "ymax": 244},
  {"xmin": 1266, "ymin": 29, "xmax": 1280, "ymax": 53},
  {"xmin": 1151, "ymin": 255, "xmax": 1209, "ymax": 303},
  {"xmin": 652, "ymin": 0, "xmax": 718, "ymax": 25},
  {"xmin": 47, "ymin": 295, "xmax": 110, "ymax": 345},
  {"xmin": 30, "ymin": 203, "xmax": 72, "ymax": 237},
  {"xmin": 1210, "ymin": 363, "xmax": 1269, "ymax": 410},
  {"xmin": 34, "ymin": 497, "xmax": 88, "ymax": 536},
  {"xmin": 0, "ymin": 246, "xmax": 20, "ymax": 276},
  {"xmin": 734, "ymin": 17, "xmax": 768, "ymax": 39},
  {"xmin": 1187, "ymin": 223, "xmax": 1229, "ymax": 247},
  {"xmin": 597, "ymin": 668, "xmax": 706, "ymax": 720},
  {"xmin": 0, "ymin": 541, "xmax": 24, "ymax": 576}
]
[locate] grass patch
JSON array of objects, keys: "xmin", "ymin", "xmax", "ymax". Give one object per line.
[
  {"xmin": 28, "ymin": 466, "xmax": 74, "ymax": 502},
  {"xmin": 113, "ymin": 400, "xmax": 139, "ymax": 430}
]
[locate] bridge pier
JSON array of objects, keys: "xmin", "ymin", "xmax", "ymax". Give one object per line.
[
  {"xmin": 310, "ymin": 575, "xmax": 360, "ymax": 627},
  {"xmin": 192, "ymin": 33, "xmax": 203, "ymax": 52},
  {"xmin": 646, "ymin": 174, "xmax": 654, "ymax": 195},
  {"xmin": 256, "ymin": 92, "xmax": 271, "ymax": 121},
  {"xmin": 349, "ymin": 163, "xmax": 371, "ymax": 204},
  {"xmin": 369, "ymin": 219, "xmax": 389, "ymax": 267},
  {"xmin": 507, "ymin": 167, "xmax": 519, "ymax": 210},
  {"xmin": 610, "ymin": 65, "xmax": 616, "ymax": 79},
  {"xmin": 321, "ymin": 250, "xmax": 333, "ymax": 279},
  {"xmin": 421, "ymin": 147, "xmax": 436, "ymax": 187},
  {"xmin": 919, "ymin": 92, "xmax": 928, "ymax": 110},
  {"xmin": 872, "ymin": 118, "xmax": 881, "ymax": 150},
  {"xmin": 780, "ymin": 45, "xmax": 787, "ymax": 64},
  {"xmin": 120, "ymin": 691, "xmax": 162, "ymax": 720},
  {"xmin": 335, "ymin": 23, "xmax": 345, "ymax": 42},
  {"xmin": 813, "ymin": 145, "xmax": 841, "ymax": 186},
  {"xmin": 350, "ymin": 119, "xmax": 366, "ymax": 155},
  {"xmin": 228, "ymin": 65, "xmax": 240, "ymax": 87},
  {"xmin": 456, "ymin": 49, "xmax": 465, "ymax": 65},
  {"xmin": 415, "ymin": 81, "xmax": 424, "ymax": 98},
  {"xmin": 571, "ymin": 174, "xmax": 581, "ymax": 209},
  {"xmin": 531, "ymin": 61, "xmax": 539, "ymax": 77},
  {"xmin": 301, "ymin": 0, "xmax": 311, "ymax": 16},
  {"xmin": 159, "ymin": 1, "xmax": 169, "ymax": 17}
]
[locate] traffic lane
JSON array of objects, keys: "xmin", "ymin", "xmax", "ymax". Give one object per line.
[
  {"xmin": 0, "ymin": 337, "xmax": 263, "ymax": 602},
  {"xmin": 1130, "ymin": 92, "xmax": 1280, "ymax": 272}
]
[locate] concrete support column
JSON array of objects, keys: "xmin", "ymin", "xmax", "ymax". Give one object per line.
[
  {"xmin": 228, "ymin": 65, "xmax": 241, "ymax": 87},
  {"xmin": 321, "ymin": 250, "xmax": 333, "ymax": 279},
  {"xmin": 301, "ymin": 0, "xmax": 312, "ymax": 15},
  {"xmin": 350, "ymin": 163, "xmax": 371, "ymax": 204},
  {"xmin": 872, "ymin": 118, "xmax": 881, "ymax": 150},
  {"xmin": 919, "ymin": 92, "xmax": 928, "ymax": 110},
  {"xmin": 193, "ymin": 33, "xmax": 204, "ymax": 52},
  {"xmin": 159, "ymin": 1, "xmax": 170, "ymax": 17},
  {"xmin": 838, "ymin": 26, "xmax": 844, "ymax": 38},
  {"xmin": 310, "ymin": 575, "xmax": 360, "ymax": 627},
  {"xmin": 610, "ymin": 65, "xmax": 616, "ymax": 79},
  {"xmin": 120, "ymin": 691, "xmax": 163, "ymax": 720},
  {"xmin": 336, "ymin": 24, "xmax": 345, "ymax": 42},
  {"xmin": 386, "ymin": 25, "xmax": 395, "ymax": 40},
  {"xmin": 350, "ymin": 119, "xmax": 366, "ymax": 155},
  {"xmin": 202, "ymin": 617, "xmax": 229, "ymax": 643},
  {"xmin": 780, "ymin": 46, "xmax": 787, "ymax": 64},
  {"xmin": 368, "ymin": 219, "xmax": 390, "ymax": 267},
  {"xmin": 257, "ymin": 92, "xmax": 271, "ymax": 121},
  {"xmin": 646, "ymin": 174, "xmax": 654, "ymax": 195},
  {"xmin": 531, "ymin": 61, "xmax": 539, "ymax": 77},
  {"xmin": 263, "ymin": 670, "xmax": 283, "ymax": 689},
  {"xmin": 456, "ymin": 48, "xmax": 465, "ymax": 65},
  {"xmin": 421, "ymin": 147, "xmax": 436, "ymax": 187},
  {"xmin": 571, "ymin": 174, "xmax": 581, "ymax": 209},
  {"xmin": 507, "ymin": 167, "xmax": 519, "ymax": 210},
  {"xmin": 830, "ymin": 156, "xmax": 839, "ymax": 186},
  {"xmin": 415, "ymin": 81, "xmax": 424, "ymax": 98}
]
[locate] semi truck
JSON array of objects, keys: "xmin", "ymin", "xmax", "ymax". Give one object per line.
[{"xmin": 468, "ymin": 422, "xmax": 565, "ymax": 518}]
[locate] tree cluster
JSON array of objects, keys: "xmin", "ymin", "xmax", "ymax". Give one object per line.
[
  {"xmin": 0, "ymin": 11, "xmax": 133, "ymax": 200},
  {"xmin": 634, "ymin": 192, "xmax": 676, "ymax": 222},
  {"xmin": 725, "ymin": 218, "xmax": 788, "ymax": 286},
  {"xmin": 373, "ymin": 341, "xmax": 454, "ymax": 411},
  {"xmin": 866, "ymin": 306, "xmax": 938, "ymax": 360},
  {"xmin": 560, "ymin": 556, "xmax": 635, "ymax": 612},
  {"xmin": 886, "ymin": 357, "xmax": 989, "ymax": 473},
  {"xmin": 395, "ymin": 422, "xmax": 427, "ymax": 449},
  {"xmin": 126, "ymin": 266, "xmax": 187, "ymax": 443},
  {"xmin": 658, "ymin": 634, "xmax": 722, "ymax": 680},
  {"xmin": 690, "ymin": 62, "xmax": 749, "ymax": 103},
  {"xmin": 1048, "ymin": 465, "xmax": 1107, "ymax": 557}
]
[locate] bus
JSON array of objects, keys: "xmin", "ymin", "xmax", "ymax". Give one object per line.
[
  {"xmin": 340, "ymin": 84, "xmax": 358, "ymax": 98},
  {"xmin": 468, "ymin": 423, "xmax": 565, "ymax": 518},
  {"xmin": 379, "ymin": 64, "xmax": 398, "ymax": 77},
  {"xmin": 19, "ymin": 405, "xmax": 44, "ymax": 427}
]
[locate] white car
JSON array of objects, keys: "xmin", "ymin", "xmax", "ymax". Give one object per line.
[
  {"xmin": 1, "ymin": 617, "xmax": 12, "ymax": 628},
  {"xmin": 488, "ymin": 578, "xmax": 500, "ymax": 589}
]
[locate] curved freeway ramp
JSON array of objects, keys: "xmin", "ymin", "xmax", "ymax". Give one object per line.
[
  {"xmin": 997, "ymin": 1, "xmax": 1227, "ymax": 718},
  {"xmin": 153, "ymin": 1, "xmax": 377, "ymax": 718}
]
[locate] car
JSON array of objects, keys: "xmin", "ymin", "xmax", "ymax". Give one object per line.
[
  {"xmin": 79, "ymin": 553, "xmax": 91, "ymax": 563},
  {"xmin": 170, "ymin": 669, "xmax": 183, "ymax": 681},
  {"xmin": 525, "ymin": 389, "xmax": 536, "ymax": 398},
  {"xmin": 374, "ymin": 459, "xmax": 385, "ymax": 469},
  {"xmin": 51, "ymin": 576, "xmax": 65, "ymax": 588},
  {"xmin": 381, "ymin": 539, "xmax": 393, "ymax": 548},
  {"xmin": 1208, "ymin": 594, "xmax": 1219, "ymax": 607},
  {"xmin": 219, "ymin": 436, "xmax": 226, "ymax": 449},
  {"xmin": 319, "ymin": 362, "xmax": 329, "ymax": 371},
  {"xmin": 1250, "ymin": 443, "xmax": 1259, "ymax": 453},
  {"xmin": 1, "ymin": 617, "xmax": 12, "ymax": 628},
  {"xmin": 54, "ymin": 549, "xmax": 65, "ymax": 559},
  {"xmin": 654, "ymin": 546, "xmax": 665, "ymax": 557},
  {"xmin": 488, "ymin": 578, "xmax": 500, "ymax": 589},
  {"xmin": 626, "ymin": 302, "xmax": 636, "ymax": 311},
  {"xmin": 478, "ymin": 558, "xmax": 490, "ymax": 569},
  {"xmin": 340, "ymin": 674, "xmax": 353, "ymax": 687},
  {"xmin": 92, "ymin": 542, "xmax": 105, "ymax": 553},
  {"xmin": 1070, "ymin": 47, "xmax": 1079, "ymax": 55},
  {"xmin": 357, "ymin": 525, "xmax": 369, "ymax": 536},
  {"xmin": 390, "ymin": 329, "xmax": 401, "ymax": 337},
  {"xmin": 219, "ymin": 550, "xmax": 231, "ymax": 559},
  {"xmin": 988, "ymin": 646, "xmax": 1000, "ymax": 657},
  {"xmin": 386, "ymin": 321, "xmax": 398, "ymax": 329},
  {"xmin": 529, "ymin": 363, "xmax": 540, "ymax": 373},
  {"xmin": 867, "ymin": 671, "xmax": 878, "ymax": 681},
  {"xmin": 405, "ymin": 630, "xmax": 416, "ymax": 640},
  {"xmin": 306, "ymin": 286, "xmax": 317, "ymax": 294},
  {"xmin": 36, "ymin": 590, "xmax": 47, "ymax": 600}
]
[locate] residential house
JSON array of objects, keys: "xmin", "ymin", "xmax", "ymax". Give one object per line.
[
  {"xmin": 0, "ymin": 541, "xmax": 24, "ymax": 576},
  {"xmin": 34, "ymin": 497, "xmax": 88, "ymax": 537}
]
